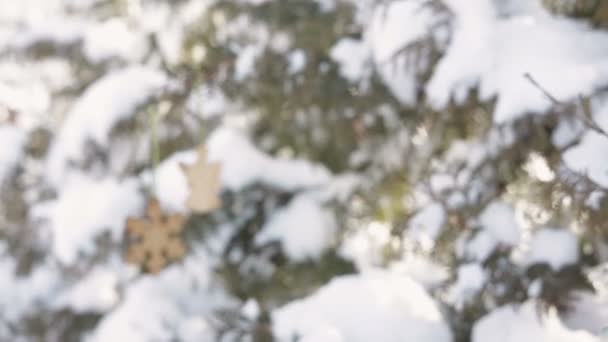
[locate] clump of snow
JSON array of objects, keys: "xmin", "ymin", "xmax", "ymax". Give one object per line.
[
  {"xmin": 563, "ymin": 98, "xmax": 608, "ymax": 188},
  {"xmin": 272, "ymin": 271, "xmax": 452, "ymax": 342},
  {"xmin": 206, "ymin": 127, "xmax": 332, "ymax": 191},
  {"xmin": 299, "ymin": 327, "xmax": 344, "ymax": 342},
  {"xmin": 14, "ymin": 17, "xmax": 147, "ymax": 63},
  {"xmin": 83, "ymin": 19, "xmax": 147, "ymax": 63},
  {"xmin": 241, "ymin": 298, "xmax": 260, "ymax": 320},
  {"xmin": 444, "ymin": 139, "xmax": 489, "ymax": 185},
  {"xmin": 467, "ymin": 201, "xmax": 522, "ymax": 261},
  {"xmin": 234, "ymin": 45, "xmax": 264, "ymax": 81},
  {"xmin": 0, "ymin": 73, "xmax": 51, "ymax": 119},
  {"xmin": 426, "ymin": 0, "xmax": 495, "ymax": 108},
  {"xmin": 472, "ymin": 301, "xmax": 599, "ymax": 342},
  {"xmin": 366, "ymin": 0, "xmax": 438, "ymax": 104},
  {"xmin": 526, "ymin": 228, "xmax": 579, "ymax": 271},
  {"xmin": 320, "ymin": 173, "xmax": 361, "ymax": 203},
  {"xmin": 0, "ymin": 253, "xmax": 60, "ymax": 323},
  {"xmin": 11, "ymin": 18, "xmax": 86, "ymax": 48},
  {"xmin": 524, "ymin": 152, "xmax": 556, "ymax": 182},
  {"xmin": 288, "ymin": 49, "xmax": 307, "ymax": 74},
  {"xmin": 46, "ymin": 66, "xmax": 167, "ymax": 187},
  {"xmin": 88, "ymin": 249, "xmax": 224, "ymax": 342},
  {"xmin": 448, "ymin": 263, "xmax": 486, "ymax": 308},
  {"xmin": 340, "ymin": 221, "xmax": 393, "ymax": 269},
  {"xmin": 562, "ymin": 292, "xmax": 608, "ymax": 337},
  {"xmin": 187, "ymin": 85, "xmax": 229, "ymax": 119},
  {"xmin": 552, "ymin": 119, "xmax": 584, "ymax": 148},
  {"xmin": 146, "ymin": 127, "xmax": 333, "ymax": 215},
  {"xmin": 177, "ymin": 316, "xmax": 215, "ymax": 342},
  {"xmin": 144, "ymin": 150, "xmax": 197, "ymax": 213},
  {"xmin": 405, "ymin": 202, "xmax": 446, "ymax": 251},
  {"xmin": 585, "ymin": 190, "xmax": 605, "ymax": 209},
  {"xmin": 32, "ymin": 176, "xmax": 144, "ymax": 264},
  {"xmin": 142, "ymin": 126, "xmax": 333, "ymax": 216},
  {"xmin": 0, "ymin": 125, "xmax": 26, "ymax": 185},
  {"xmin": 465, "ymin": 230, "xmax": 493, "ymax": 261},
  {"xmin": 256, "ymin": 194, "xmax": 336, "ymax": 261},
  {"xmin": 0, "ymin": 0, "xmax": 63, "ymax": 23},
  {"xmin": 330, "ymin": 38, "xmax": 370, "ymax": 82},
  {"xmin": 480, "ymin": 202, "xmax": 519, "ymax": 240},
  {"xmin": 55, "ymin": 266, "xmax": 119, "ymax": 313},
  {"xmin": 528, "ymin": 279, "xmax": 543, "ymax": 298},
  {"xmin": 563, "ymin": 132, "xmax": 608, "ymax": 188},
  {"xmin": 390, "ymin": 255, "xmax": 450, "ymax": 289},
  {"xmin": 426, "ymin": 1, "xmax": 608, "ymax": 123}
]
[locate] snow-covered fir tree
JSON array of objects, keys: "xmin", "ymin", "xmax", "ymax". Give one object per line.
[{"xmin": 0, "ymin": 0, "xmax": 608, "ymax": 341}]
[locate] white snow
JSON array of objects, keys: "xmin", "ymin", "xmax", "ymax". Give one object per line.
[
  {"xmin": 83, "ymin": 19, "xmax": 147, "ymax": 63},
  {"xmin": 467, "ymin": 202, "xmax": 522, "ymax": 261},
  {"xmin": 299, "ymin": 327, "xmax": 344, "ymax": 342},
  {"xmin": 146, "ymin": 126, "xmax": 333, "ymax": 215},
  {"xmin": 563, "ymin": 98, "xmax": 608, "ymax": 188},
  {"xmin": 390, "ymin": 255, "xmax": 450, "ymax": 289},
  {"xmin": 472, "ymin": 301, "xmax": 599, "ymax": 342},
  {"xmin": 242, "ymin": 298, "xmax": 261, "ymax": 320},
  {"xmin": 340, "ymin": 221, "xmax": 393, "ymax": 269},
  {"xmin": 426, "ymin": 1, "xmax": 608, "ymax": 123},
  {"xmin": 330, "ymin": 38, "xmax": 370, "ymax": 82},
  {"xmin": 562, "ymin": 292, "xmax": 608, "ymax": 337},
  {"xmin": 366, "ymin": 0, "xmax": 438, "ymax": 103},
  {"xmin": 12, "ymin": 18, "xmax": 85, "ymax": 48},
  {"xmin": 234, "ymin": 45, "xmax": 264, "ymax": 81},
  {"xmin": 562, "ymin": 292, "xmax": 608, "ymax": 341},
  {"xmin": 0, "ymin": 72, "xmax": 51, "ymax": 120},
  {"xmin": 405, "ymin": 202, "xmax": 446, "ymax": 251},
  {"xmin": 585, "ymin": 191, "xmax": 605, "ymax": 209},
  {"xmin": 0, "ymin": 254, "xmax": 59, "ymax": 323},
  {"xmin": 2, "ymin": 1, "xmax": 608, "ymax": 341},
  {"xmin": 206, "ymin": 127, "xmax": 332, "ymax": 191},
  {"xmin": 142, "ymin": 127, "xmax": 333, "ymax": 216},
  {"xmin": 563, "ymin": 132, "xmax": 608, "ymax": 188},
  {"xmin": 13, "ymin": 14, "xmax": 153, "ymax": 64},
  {"xmin": 256, "ymin": 194, "xmax": 336, "ymax": 261},
  {"xmin": 552, "ymin": 119, "xmax": 584, "ymax": 148},
  {"xmin": 288, "ymin": 49, "xmax": 307, "ymax": 74},
  {"xmin": 88, "ymin": 249, "xmax": 223, "ymax": 342},
  {"xmin": 0, "ymin": 125, "xmax": 25, "ymax": 185},
  {"xmin": 524, "ymin": 152, "xmax": 556, "ymax": 182},
  {"xmin": 272, "ymin": 271, "xmax": 453, "ymax": 342},
  {"xmin": 177, "ymin": 316, "xmax": 215, "ymax": 342},
  {"xmin": 32, "ymin": 176, "xmax": 144, "ymax": 264},
  {"xmin": 466, "ymin": 232, "xmax": 498, "ymax": 262},
  {"xmin": 145, "ymin": 149, "xmax": 197, "ymax": 213},
  {"xmin": 55, "ymin": 266, "xmax": 119, "ymax": 313},
  {"xmin": 187, "ymin": 85, "xmax": 229, "ymax": 119},
  {"xmin": 526, "ymin": 228, "xmax": 579, "ymax": 271},
  {"xmin": 46, "ymin": 66, "xmax": 167, "ymax": 187},
  {"xmin": 528, "ymin": 279, "xmax": 543, "ymax": 298},
  {"xmin": 448, "ymin": 263, "xmax": 486, "ymax": 307}
]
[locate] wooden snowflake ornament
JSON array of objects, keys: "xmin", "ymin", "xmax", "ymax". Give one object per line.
[
  {"xmin": 180, "ymin": 145, "xmax": 222, "ymax": 214},
  {"xmin": 125, "ymin": 199, "xmax": 185, "ymax": 274}
]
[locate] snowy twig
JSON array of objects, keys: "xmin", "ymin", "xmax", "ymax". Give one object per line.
[
  {"xmin": 523, "ymin": 73, "xmax": 561, "ymax": 105},
  {"xmin": 524, "ymin": 73, "xmax": 608, "ymax": 139},
  {"xmin": 575, "ymin": 94, "xmax": 608, "ymax": 138}
]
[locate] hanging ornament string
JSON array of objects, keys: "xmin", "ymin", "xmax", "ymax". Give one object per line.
[{"xmin": 148, "ymin": 106, "xmax": 161, "ymax": 198}]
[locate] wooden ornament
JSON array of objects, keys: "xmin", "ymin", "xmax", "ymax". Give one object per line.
[
  {"xmin": 125, "ymin": 198, "xmax": 185, "ymax": 274},
  {"xmin": 180, "ymin": 145, "xmax": 222, "ymax": 214}
]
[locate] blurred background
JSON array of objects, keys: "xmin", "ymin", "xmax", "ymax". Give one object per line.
[{"xmin": 1, "ymin": 0, "xmax": 608, "ymax": 341}]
